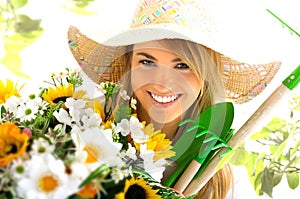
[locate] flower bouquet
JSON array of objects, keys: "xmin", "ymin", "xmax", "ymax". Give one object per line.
[
  {"xmin": 0, "ymin": 68, "xmax": 236, "ymax": 199},
  {"xmin": 0, "ymin": 68, "xmax": 188, "ymax": 199}
]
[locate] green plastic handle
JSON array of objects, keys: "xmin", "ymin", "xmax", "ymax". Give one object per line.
[{"xmin": 283, "ymin": 65, "xmax": 300, "ymax": 90}]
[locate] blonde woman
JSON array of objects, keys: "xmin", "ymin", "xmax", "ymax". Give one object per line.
[{"xmin": 68, "ymin": 0, "xmax": 281, "ymax": 198}]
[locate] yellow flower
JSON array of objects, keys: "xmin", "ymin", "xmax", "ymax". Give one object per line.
[
  {"xmin": 88, "ymin": 100, "xmax": 114, "ymax": 128},
  {"xmin": 0, "ymin": 122, "xmax": 29, "ymax": 167},
  {"xmin": 116, "ymin": 177, "xmax": 161, "ymax": 199},
  {"xmin": 0, "ymin": 79, "xmax": 20, "ymax": 104},
  {"xmin": 42, "ymin": 84, "xmax": 74, "ymax": 107},
  {"xmin": 135, "ymin": 124, "xmax": 175, "ymax": 160},
  {"xmin": 90, "ymin": 100, "xmax": 105, "ymax": 121}
]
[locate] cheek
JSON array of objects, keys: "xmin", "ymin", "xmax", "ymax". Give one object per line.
[
  {"xmin": 183, "ymin": 74, "xmax": 202, "ymax": 98},
  {"xmin": 191, "ymin": 78, "xmax": 202, "ymax": 96}
]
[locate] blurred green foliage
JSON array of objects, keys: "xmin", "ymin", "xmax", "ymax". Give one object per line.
[
  {"xmin": 224, "ymin": 95, "xmax": 300, "ymax": 198},
  {"xmin": 0, "ymin": 0, "xmax": 95, "ymax": 78},
  {"xmin": 0, "ymin": 0, "xmax": 43, "ymax": 78}
]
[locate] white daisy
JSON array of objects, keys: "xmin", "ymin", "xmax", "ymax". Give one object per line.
[
  {"xmin": 30, "ymin": 137, "xmax": 55, "ymax": 156},
  {"xmin": 16, "ymin": 100, "xmax": 39, "ymax": 122},
  {"xmin": 16, "ymin": 154, "xmax": 77, "ymax": 199},
  {"xmin": 4, "ymin": 95, "xmax": 21, "ymax": 114},
  {"xmin": 34, "ymin": 97, "xmax": 49, "ymax": 115},
  {"xmin": 10, "ymin": 158, "xmax": 28, "ymax": 179},
  {"xmin": 26, "ymin": 94, "xmax": 49, "ymax": 115}
]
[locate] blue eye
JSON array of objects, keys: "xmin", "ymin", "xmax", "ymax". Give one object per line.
[
  {"xmin": 139, "ymin": 60, "xmax": 156, "ymax": 66},
  {"xmin": 175, "ymin": 63, "xmax": 189, "ymax": 69}
]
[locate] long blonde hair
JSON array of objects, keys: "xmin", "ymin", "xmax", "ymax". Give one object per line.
[
  {"xmin": 117, "ymin": 39, "xmax": 233, "ymax": 199},
  {"xmin": 159, "ymin": 39, "xmax": 233, "ymax": 199}
]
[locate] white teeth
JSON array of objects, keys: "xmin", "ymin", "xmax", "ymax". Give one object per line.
[{"xmin": 151, "ymin": 93, "xmax": 178, "ymax": 103}]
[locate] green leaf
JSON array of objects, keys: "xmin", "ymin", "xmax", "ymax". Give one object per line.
[
  {"xmin": 11, "ymin": 0, "xmax": 28, "ymax": 8},
  {"xmin": 79, "ymin": 164, "xmax": 110, "ymax": 188},
  {"xmin": 4, "ymin": 29, "xmax": 43, "ymax": 52},
  {"xmin": 294, "ymin": 103, "xmax": 300, "ymax": 111},
  {"xmin": 1, "ymin": 106, "xmax": 7, "ymax": 116},
  {"xmin": 291, "ymin": 139, "xmax": 300, "ymax": 156},
  {"xmin": 4, "ymin": 35, "xmax": 29, "ymax": 52},
  {"xmin": 61, "ymin": 0, "xmax": 97, "ymax": 15},
  {"xmin": 261, "ymin": 168, "xmax": 274, "ymax": 198},
  {"xmin": 114, "ymin": 104, "xmax": 131, "ymax": 123},
  {"xmin": 246, "ymin": 153, "xmax": 264, "ymax": 186},
  {"xmin": 216, "ymin": 148, "xmax": 235, "ymax": 170},
  {"xmin": 228, "ymin": 147, "xmax": 249, "ymax": 166},
  {"xmin": 266, "ymin": 117, "xmax": 287, "ymax": 131},
  {"xmin": 1, "ymin": 52, "xmax": 30, "ymax": 79},
  {"xmin": 251, "ymin": 127, "xmax": 272, "ymax": 140},
  {"xmin": 273, "ymin": 172, "xmax": 283, "ymax": 187},
  {"xmin": 15, "ymin": 14, "xmax": 42, "ymax": 33},
  {"xmin": 286, "ymin": 172, "xmax": 299, "ymax": 189},
  {"xmin": 272, "ymin": 141, "xmax": 287, "ymax": 160},
  {"xmin": 254, "ymin": 170, "xmax": 263, "ymax": 195}
]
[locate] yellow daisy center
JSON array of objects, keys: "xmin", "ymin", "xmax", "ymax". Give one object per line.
[{"xmin": 39, "ymin": 175, "xmax": 59, "ymax": 193}]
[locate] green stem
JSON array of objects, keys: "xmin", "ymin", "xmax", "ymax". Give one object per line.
[{"xmin": 267, "ymin": 9, "xmax": 300, "ymax": 38}]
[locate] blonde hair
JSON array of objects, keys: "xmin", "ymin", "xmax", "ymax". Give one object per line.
[
  {"xmin": 160, "ymin": 39, "xmax": 233, "ymax": 199},
  {"xmin": 117, "ymin": 39, "xmax": 233, "ymax": 199}
]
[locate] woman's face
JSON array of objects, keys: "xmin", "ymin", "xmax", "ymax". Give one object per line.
[{"xmin": 131, "ymin": 40, "xmax": 202, "ymax": 124}]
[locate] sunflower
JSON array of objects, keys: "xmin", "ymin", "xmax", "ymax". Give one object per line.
[
  {"xmin": 115, "ymin": 177, "xmax": 161, "ymax": 199},
  {"xmin": 0, "ymin": 79, "xmax": 20, "ymax": 104},
  {"xmin": 135, "ymin": 124, "xmax": 175, "ymax": 160},
  {"xmin": 42, "ymin": 84, "xmax": 74, "ymax": 107},
  {"xmin": 0, "ymin": 122, "xmax": 29, "ymax": 167}
]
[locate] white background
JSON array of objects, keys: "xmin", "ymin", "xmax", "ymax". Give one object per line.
[{"xmin": 1, "ymin": 0, "xmax": 300, "ymax": 198}]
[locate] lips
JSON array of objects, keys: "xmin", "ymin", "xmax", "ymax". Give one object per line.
[{"xmin": 150, "ymin": 92, "xmax": 180, "ymax": 104}]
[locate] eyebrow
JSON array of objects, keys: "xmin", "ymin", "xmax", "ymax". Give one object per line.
[
  {"xmin": 136, "ymin": 52, "xmax": 157, "ymax": 61},
  {"xmin": 135, "ymin": 52, "xmax": 182, "ymax": 62}
]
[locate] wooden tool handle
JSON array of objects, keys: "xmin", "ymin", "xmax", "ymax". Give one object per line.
[
  {"xmin": 173, "ymin": 159, "xmax": 201, "ymax": 193},
  {"xmin": 183, "ymin": 84, "xmax": 290, "ymax": 196}
]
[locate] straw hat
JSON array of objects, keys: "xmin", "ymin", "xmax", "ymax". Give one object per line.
[{"xmin": 67, "ymin": 0, "xmax": 281, "ymax": 104}]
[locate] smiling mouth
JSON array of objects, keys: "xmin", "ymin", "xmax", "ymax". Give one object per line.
[{"xmin": 149, "ymin": 92, "xmax": 181, "ymax": 104}]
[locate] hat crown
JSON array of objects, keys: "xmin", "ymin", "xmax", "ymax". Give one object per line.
[{"xmin": 131, "ymin": 0, "xmax": 214, "ymax": 33}]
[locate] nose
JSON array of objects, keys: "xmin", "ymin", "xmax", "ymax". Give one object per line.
[{"xmin": 153, "ymin": 64, "xmax": 178, "ymax": 86}]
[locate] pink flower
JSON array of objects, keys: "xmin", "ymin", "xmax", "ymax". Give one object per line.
[{"xmin": 22, "ymin": 128, "xmax": 32, "ymax": 138}]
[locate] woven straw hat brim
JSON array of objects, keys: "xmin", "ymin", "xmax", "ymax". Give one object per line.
[{"xmin": 68, "ymin": 25, "xmax": 281, "ymax": 104}]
